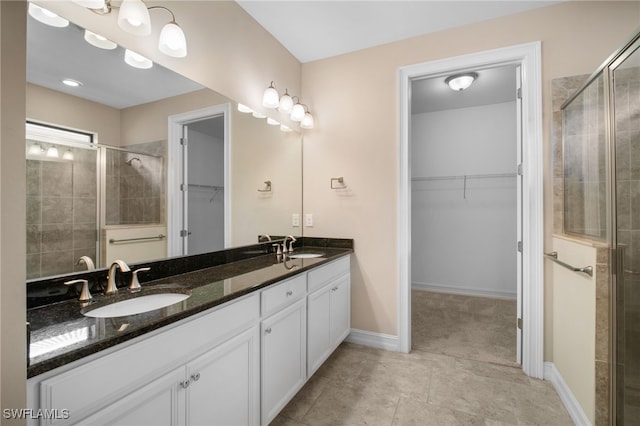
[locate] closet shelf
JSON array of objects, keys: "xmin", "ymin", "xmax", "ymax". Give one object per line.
[{"xmin": 412, "ymin": 172, "xmax": 516, "ymax": 182}]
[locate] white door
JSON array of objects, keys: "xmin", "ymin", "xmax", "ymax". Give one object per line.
[{"xmin": 515, "ymin": 65, "xmax": 524, "ymax": 364}]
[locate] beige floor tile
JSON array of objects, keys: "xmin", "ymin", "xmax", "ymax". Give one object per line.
[{"xmin": 392, "ymin": 397, "xmax": 486, "ymax": 426}]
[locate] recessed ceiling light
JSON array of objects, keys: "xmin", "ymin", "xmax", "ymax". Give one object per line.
[
  {"xmin": 62, "ymin": 79, "xmax": 82, "ymax": 87},
  {"xmin": 28, "ymin": 3, "xmax": 69, "ymax": 28},
  {"xmin": 84, "ymin": 30, "xmax": 117, "ymax": 50}
]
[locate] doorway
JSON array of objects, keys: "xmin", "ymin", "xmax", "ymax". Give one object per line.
[
  {"xmin": 398, "ymin": 42, "xmax": 544, "ymax": 378},
  {"xmin": 167, "ymin": 104, "xmax": 230, "ymax": 257},
  {"xmin": 409, "ymin": 64, "xmax": 521, "ymax": 366}
]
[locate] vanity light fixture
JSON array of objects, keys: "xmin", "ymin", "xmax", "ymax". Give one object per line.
[
  {"xmin": 62, "ymin": 149, "xmax": 75, "ymax": 161},
  {"xmin": 290, "ymin": 98, "xmax": 306, "ymax": 122},
  {"xmin": 28, "ymin": 3, "xmax": 69, "ymax": 28},
  {"xmin": 445, "ymin": 72, "xmax": 478, "ymax": 91},
  {"xmin": 46, "ymin": 145, "xmax": 60, "ymax": 159},
  {"xmin": 72, "ymin": 0, "xmax": 188, "ymax": 58},
  {"xmin": 62, "ymin": 79, "xmax": 82, "ymax": 87},
  {"xmin": 84, "ymin": 29, "xmax": 117, "ymax": 50},
  {"xmin": 262, "ymin": 82, "xmax": 280, "ymax": 109},
  {"xmin": 278, "ymin": 89, "xmax": 293, "ymax": 113},
  {"xmin": 300, "ymin": 109, "xmax": 315, "ymax": 129},
  {"xmin": 237, "ymin": 103, "xmax": 253, "ymax": 113},
  {"xmin": 124, "ymin": 49, "xmax": 153, "ymax": 69},
  {"xmin": 28, "ymin": 143, "xmax": 44, "ymax": 156}
]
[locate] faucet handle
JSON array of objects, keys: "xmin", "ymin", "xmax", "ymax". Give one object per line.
[
  {"xmin": 272, "ymin": 243, "xmax": 282, "ymax": 256},
  {"xmin": 64, "ymin": 279, "xmax": 93, "ymax": 303},
  {"xmin": 129, "ymin": 267, "xmax": 150, "ymax": 292}
]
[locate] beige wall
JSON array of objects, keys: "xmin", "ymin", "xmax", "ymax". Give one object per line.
[
  {"xmin": 300, "ymin": 1, "xmax": 640, "ymax": 343},
  {"xmin": 26, "ymin": 84, "xmax": 121, "ymax": 145},
  {"xmin": 1, "ymin": 1, "xmax": 27, "ymax": 422}
]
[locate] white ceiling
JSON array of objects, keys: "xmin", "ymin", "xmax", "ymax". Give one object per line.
[{"xmin": 236, "ymin": 0, "xmax": 561, "ymax": 63}]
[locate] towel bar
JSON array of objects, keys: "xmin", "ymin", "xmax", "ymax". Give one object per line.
[{"xmin": 544, "ymin": 251, "xmax": 593, "ymax": 277}]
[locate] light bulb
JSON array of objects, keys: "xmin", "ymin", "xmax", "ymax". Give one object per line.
[
  {"xmin": 124, "ymin": 49, "xmax": 153, "ymax": 69},
  {"xmin": 118, "ymin": 0, "xmax": 151, "ymax": 36},
  {"xmin": 262, "ymin": 82, "xmax": 280, "ymax": 109},
  {"xmin": 84, "ymin": 30, "xmax": 117, "ymax": 50},
  {"xmin": 28, "ymin": 143, "xmax": 43, "ymax": 156},
  {"xmin": 28, "ymin": 3, "xmax": 69, "ymax": 27},
  {"xmin": 159, "ymin": 22, "xmax": 187, "ymax": 58},
  {"xmin": 290, "ymin": 103, "xmax": 306, "ymax": 122},
  {"xmin": 63, "ymin": 149, "xmax": 74, "ymax": 161},
  {"xmin": 278, "ymin": 91, "xmax": 293, "ymax": 113},
  {"xmin": 301, "ymin": 112, "xmax": 315, "ymax": 129},
  {"xmin": 46, "ymin": 146, "xmax": 59, "ymax": 158}
]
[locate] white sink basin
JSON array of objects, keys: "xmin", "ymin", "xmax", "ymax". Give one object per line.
[
  {"xmin": 288, "ymin": 253, "xmax": 324, "ymax": 259},
  {"xmin": 83, "ymin": 293, "xmax": 190, "ymax": 318}
]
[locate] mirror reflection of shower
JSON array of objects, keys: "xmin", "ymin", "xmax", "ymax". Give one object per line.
[{"xmin": 25, "ymin": 122, "xmax": 166, "ymax": 279}]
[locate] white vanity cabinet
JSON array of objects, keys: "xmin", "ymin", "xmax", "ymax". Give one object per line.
[
  {"xmin": 260, "ymin": 275, "xmax": 307, "ymax": 425},
  {"xmin": 307, "ymin": 256, "xmax": 351, "ymax": 375}
]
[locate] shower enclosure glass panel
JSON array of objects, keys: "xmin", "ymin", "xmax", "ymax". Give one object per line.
[
  {"xmin": 613, "ymin": 40, "xmax": 640, "ymax": 426},
  {"xmin": 562, "ymin": 73, "xmax": 608, "ymax": 240}
]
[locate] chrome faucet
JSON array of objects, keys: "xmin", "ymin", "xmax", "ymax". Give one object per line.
[
  {"xmin": 76, "ymin": 255, "xmax": 95, "ymax": 270},
  {"xmin": 282, "ymin": 235, "xmax": 297, "ymax": 253},
  {"xmin": 259, "ymin": 234, "xmax": 272, "ymax": 242},
  {"xmin": 105, "ymin": 260, "xmax": 130, "ymax": 295}
]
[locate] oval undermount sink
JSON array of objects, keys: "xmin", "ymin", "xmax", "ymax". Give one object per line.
[
  {"xmin": 83, "ymin": 293, "xmax": 190, "ymax": 318},
  {"xmin": 288, "ymin": 253, "xmax": 324, "ymax": 259}
]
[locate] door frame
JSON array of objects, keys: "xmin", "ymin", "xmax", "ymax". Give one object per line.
[
  {"xmin": 167, "ymin": 104, "xmax": 231, "ymax": 257},
  {"xmin": 398, "ymin": 42, "xmax": 544, "ymax": 378}
]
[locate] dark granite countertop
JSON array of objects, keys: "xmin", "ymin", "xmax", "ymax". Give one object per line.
[{"xmin": 27, "ymin": 244, "xmax": 352, "ymax": 378}]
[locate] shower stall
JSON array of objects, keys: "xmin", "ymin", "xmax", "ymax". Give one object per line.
[
  {"xmin": 561, "ymin": 30, "xmax": 640, "ymax": 424},
  {"xmin": 26, "ymin": 122, "xmax": 165, "ymax": 279}
]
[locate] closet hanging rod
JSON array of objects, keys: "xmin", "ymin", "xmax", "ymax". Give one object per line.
[{"xmin": 412, "ymin": 172, "xmax": 516, "ymax": 182}]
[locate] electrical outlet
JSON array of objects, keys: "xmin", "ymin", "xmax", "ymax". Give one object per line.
[
  {"xmin": 305, "ymin": 213, "xmax": 313, "ymax": 227},
  {"xmin": 292, "ymin": 213, "xmax": 300, "ymax": 227}
]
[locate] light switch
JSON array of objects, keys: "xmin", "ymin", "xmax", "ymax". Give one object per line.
[
  {"xmin": 292, "ymin": 213, "xmax": 300, "ymax": 227},
  {"xmin": 305, "ymin": 213, "xmax": 313, "ymax": 227}
]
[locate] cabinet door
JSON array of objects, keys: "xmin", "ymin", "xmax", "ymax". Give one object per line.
[
  {"xmin": 187, "ymin": 326, "xmax": 260, "ymax": 426},
  {"xmin": 81, "ymin": 367, "xmax": 186, "ymax": 426},
  {"xmin": 261, "ymin": 298, "xmax": 306, "ymax": 425},
  {"xmin": 330, "ymin": 275, "xmax": 351, "ymax": 347},
  {"xmin": 307, "ymin": 284, "xmax": 332, "ymax": 376}
]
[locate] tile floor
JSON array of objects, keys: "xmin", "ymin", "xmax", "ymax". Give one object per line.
[{"xmin": 272, "ymin": 290, "xmax": 574, "ymax": 425}]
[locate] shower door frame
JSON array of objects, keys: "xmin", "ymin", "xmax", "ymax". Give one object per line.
[{"xmin": 398, "ymin": 42, "xmax": 544, "ymax": 378}]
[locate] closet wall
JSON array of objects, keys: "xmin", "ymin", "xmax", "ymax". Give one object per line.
[{"xmin": 411, "ymin": 101, "xmax": 517, "ymax": 298}]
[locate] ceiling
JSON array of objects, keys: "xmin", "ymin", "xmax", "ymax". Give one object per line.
[
  {"xmin": 236, "ymin": 1, "xmax": 561, "ymax": 63},
  {"xmin": 27, "ymin": 1, "xmax": 560, "ymax": 112}
]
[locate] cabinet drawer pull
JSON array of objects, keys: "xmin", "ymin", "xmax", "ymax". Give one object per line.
[
  {"xmin": 179, "ymin": 379, "xmax": 190, "ymax": 389},
  {"xmin": 286, "ymin": 290, "xmax": 293, "ymax": 297},
  {"xmin": 191, "ymin": 372, "xmax": 201, "ymax": 382},
  {"xmin": 265, "ymin": 327, "xmax": 272, "ymax": 335}
]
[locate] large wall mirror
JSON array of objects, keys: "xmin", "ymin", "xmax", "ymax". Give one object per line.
[{"xmin": 26, "ymin": 11, "xmax": 302, "ymax": 280}]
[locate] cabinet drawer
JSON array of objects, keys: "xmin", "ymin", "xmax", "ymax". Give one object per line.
[
  {"xmin": 308, "ymin": 256, "xmax": 350, "ymax": 293},
  {"xmin": 261, "ymin": 274, "xmax": 306, "ymax": 317}
]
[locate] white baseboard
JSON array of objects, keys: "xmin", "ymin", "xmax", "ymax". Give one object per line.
[
  {"xmin": 544, "ymin": 362, "xmax": 591, "ymax": 426},
  {"xmin": 345, "ymin": 329, "xmax": 399, "ymax": 352},
  {"xmin": 412, "ymin": 282, "xmax": 517, "ymax": 300}
]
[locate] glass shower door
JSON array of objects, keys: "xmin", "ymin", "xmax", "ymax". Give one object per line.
[{"xmin": 612, "ymin": 38, "xmax": 640, "ymax": 425}]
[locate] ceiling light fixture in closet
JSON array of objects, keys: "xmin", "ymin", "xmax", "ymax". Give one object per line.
[{"xmin": 445, "ymin": 72, "xmax": 478, "ymax": 91}]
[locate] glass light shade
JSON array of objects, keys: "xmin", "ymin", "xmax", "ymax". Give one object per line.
[
  {"xmin": 125, "ymin": 49, "xmax": 153, "ymax": 69},
  {"xmin": 301, "ymin": 112, "xmax": 315, "ymax": 129},
  {"xmin": 46, "ymin": 146, "xmax": 60, "ymax": 158},
  {"xmin": 118, "ymin": 0, "xmax": 151, "ymax": 36},
  {"xmin": 252, "ymin": 111, "xmax": 267, "ymax": 119},
  {"xmin": 290, "ymin": 103, "xmax": 306, "ymax": 122},
  {"xmin": 62, "ymin": 149, "xmax": 75, "ymax": 161},
  {"xmin": 28, "ymin": 143, "xmax": 43, "ymax": 156},
  {"xmin": 84, "ymin": 30, "xmax": 117, "ymax": 50},
  {"xmin": 278, "ymin": 92, "xmax": 293, "ymax": 113},
  {"xmin": 29, "ymin": 4, "xmax": 69, "ymax": 28},
  {"xmin": 262, "ymin": 84, "xmax": 280, "ymax": 109},
  {"xmin": 267, "ymin": 118, "xmax": 280, "ymax": 126},
  {"xmin": 72, "ymin": 0, "xmax": 106, "ymax": 9},
  {"xmin": 237, "ymin": 104, "xmax": 253, "ymax": 113},
  {"xmin": 159, "ymin": 22, "xmax": 187, "ymax": 58},
  {"xmin": 445, "ymin": 73, "xmax": 476, "ymax": 91}
]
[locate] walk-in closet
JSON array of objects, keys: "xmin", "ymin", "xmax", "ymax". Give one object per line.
[{"xmin": 410, "ymin": 64, "xmax": 520, "ymax": 366}]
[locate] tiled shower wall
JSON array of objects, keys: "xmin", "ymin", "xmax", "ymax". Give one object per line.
[
  {"xmin": 26, "ymin": 146, "xmax": 97, "ymax": 279},
  {"xmin": 105, "ymin": 141, "xmax": 165, "ymax": 226},
  {"xmin": 26, "ymin": 140, "xmax": 166, "ymax": 279}
]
